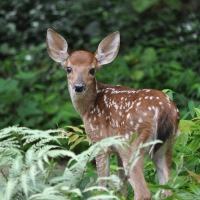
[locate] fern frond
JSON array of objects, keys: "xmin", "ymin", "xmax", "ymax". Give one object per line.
[
  {"xmin": 21, "ymin": 172, "xmax": 30, "ymax": 197},
  {"xmin": 46, "ymin": 149, "xmax": 77, "ymax": 160},
  {"xmin": 50, "ymin": 136, "xmax": 123, "ymax": 189},
  {"xmin": 0, "ymin": 137, "xmax": 20, "ymax": 150},
  {"xmin": 0, "ymin": 126, "xmax": 124, "ymax": 199},
  {"xmin": 37, "ymin": 159, "xmax": 44, "ymax": 171},
  {"xmin": 36, "ymin": 145, "xmax": 58, "ymax": 159},
  {"xmin": 28, "ymin": 187, "xmax": 67, "ymax": 200},
  {"xmin": 8, "ymin": 154, "xmax": 23, "ymax": 178},
  {"xmin": 60, "ymin": 187, "xmax": 82, "ymax": 197},
  {"xmin": 22, "ymin": 128, "xmax": 62, "ymax": 147},
  {"xmin": 0, "ymin": 149, "xmax": 19, "ymax": 168},
  {"xmin": 84, "ymin": 185, "xmax": 110, "ymax": 193},
  {"xmin": 25, "ymin": 148, "xmax": 36, "ymax": 166},
  {"xmin": 29, "ymin": 165, "xmax": 37, "ymax": 188},
  {"xmin": 86, "ymin": 194, "xmax": 120, "ymax": 200},
  {"xmin": 3, "ymin": 178, "xmax": 18, "ymax": 200}
]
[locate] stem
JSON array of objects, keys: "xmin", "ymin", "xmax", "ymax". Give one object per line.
[
  {"xmin": 0, "ymin": 169, "xmax": 8, "ymax": 182},
  {"xmin": 44, "ymin": 161, "xmax": 55, "ymax": 184},
  {"xmin": 76, "ymin": 146, "xmax": 94, "ymax": 188},
  {"xmin": 171, "ymin": 155, "xmax": 184, "ymax": 188},
  {"xmin": 12, "ymin": 131, "xmax": 24, "ymax": 152}
]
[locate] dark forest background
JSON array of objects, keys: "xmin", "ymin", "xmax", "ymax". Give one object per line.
[{"xmin": 0, "ymin": 0, "xmax": 200, "ymax": 129}]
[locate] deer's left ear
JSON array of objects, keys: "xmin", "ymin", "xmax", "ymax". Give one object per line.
[
  {"xmin": 95, "ymin": 31, "xmax": 120, "ymax": 65},
  {"xmin": 46, "ymin": 28, "xmax": 69, "ymax": 63}
]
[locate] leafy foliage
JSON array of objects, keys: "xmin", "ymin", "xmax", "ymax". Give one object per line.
[
  {"xmin": 0, "ymin": 102, "xmax": 200, "ymax": 199},
  {"xmin": 59, "ymin": 125, "xmax": 91, "ymax": 150},
  {"xmin": 0, "ymin": 0, "xmax": 200, "ymax": 129},
  {"xmin": 0, "ymin": 126, "xmax": 124, "ymax": 200}
]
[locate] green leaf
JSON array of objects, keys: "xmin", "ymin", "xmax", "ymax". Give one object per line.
[
  {"xmin": 179, "ymin": 120, "xmax": 195, "ymax": 134},
  {"xmin": 21, "ymin": 173, "xmax": 29, "ymax": 197},
  {"xmin": 15, "ymin": 71, "xmax": 38, "ymax": 80},
  {"xmin": 66, "ymin": 126, "xmax": 83, "ymax": 133},
  {"xmin": 47, "ymin": 150, "xmax": 77, "ymax": 160},
  {"xmin": 189, "ymin": 184, "xmax": 200, "ymax": 195},
  {"xmin": 83, "ymin": 135, "xmax": 91, "ymax": 144},
  {"xmin": 4, "ymin": 178, "xmax": 18, "ymax": 200},
  {"xmin": 194, "ymin": 107, "xmax": 200, "ymax": 118},
  {"xmin": 132, "ymin": 0, "xmax": 160, "ymax": 13},
  {"xmin": 17, "ymin": 100, "xmax": 42, "ymax": 118},
  {"xmin": 0, "ymin": 79, "xmax": 19, "ymax": 93},
  {"xmin": 69, "ymin": 137, "xmax": 84, "ymax": 150},
  {"xmin": 140, "ymin": 47, "xmax": 158, "ymax": 63},
  {"xmin": 68, "ymin": 134, "xmax": 79, "ymax": 144},
  {"xmin": 110, "ymin": 165, "xmax": 118, "ymax": 171},
  {"xmin": 187, "ymin": 138, "xmax": 200, "ymax": 154},
  {"xmin": 169, "ymin": 60, "xmax": 182, "ymax": 70},
  {"xmin": 188, "ymin": 101, "xmax": 195, "ymax": 117},
  {"xmin": 162, "ymin": 89, "xmax": 174, "ymax": 100}
]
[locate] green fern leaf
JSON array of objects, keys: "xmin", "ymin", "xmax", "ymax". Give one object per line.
[{"xmin": 3, "ymin": 178, "xmax": 18, "ymax": 200}]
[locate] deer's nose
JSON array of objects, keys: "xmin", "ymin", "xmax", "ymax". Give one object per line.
[{"xmin": 74, "ymin": 84, "xmax": 85, "ymax": 93}]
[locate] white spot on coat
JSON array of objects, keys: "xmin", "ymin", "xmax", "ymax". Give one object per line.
[
  {"xmin": 114, "ymin": 104, "xmax": 119, "ymax": 110},
  {"xmin": 136, "ymin": 102, "xmax": 141, "ymax": 107},
  {"xmin": 90, "ymin": 124, "xmax": 96, "ymax": 131},
  {"xmin": 134, "ymin": 123, "xmax": 140, "ymax": 130},
  {"xmin": 148, "ymin": 106, "xmax": 152, "ymax": 111},
  {"xmin": 138, "ymin": 117, "xmax": 143, "ymax": 123}
]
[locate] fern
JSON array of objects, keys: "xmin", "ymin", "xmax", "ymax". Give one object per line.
[
  {"xmin": 0, "ymin": 125, "xmax": 172, "ymax": 200},
  {"xmin": 0, "ymin": 126, "xmax": 122, "ymax": 200},
  {"xmin": 50, "ymin": 136, "xmax": 123, "ymax": 187}
]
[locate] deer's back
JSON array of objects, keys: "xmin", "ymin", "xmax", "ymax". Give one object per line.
[{"xmin": 84, "ymin": 82, "xmax": 180, "ymax": 146}]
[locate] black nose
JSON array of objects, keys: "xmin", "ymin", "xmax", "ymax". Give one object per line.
[{"xmin": 74, "ymin": 84, "xmax": 84, "ymax": 93}]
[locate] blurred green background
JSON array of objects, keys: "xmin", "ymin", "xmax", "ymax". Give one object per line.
[{"xmin": 0, "ymin": 0, "xmax": 199, "ymax": 129}]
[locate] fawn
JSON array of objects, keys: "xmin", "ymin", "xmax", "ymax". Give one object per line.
[{"xmin": 46, "ymin": 29, "xmax": 180, "ymax": 200}]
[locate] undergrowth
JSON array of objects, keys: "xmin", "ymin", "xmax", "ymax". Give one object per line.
[{"xmin": 0, "ymin": 104, "xmax": 200, "ymax": 200}]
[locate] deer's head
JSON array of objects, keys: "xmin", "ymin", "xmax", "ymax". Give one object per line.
[{"xmin": 46, "ymin": 29, "xmax": 120, "ymax": 97}]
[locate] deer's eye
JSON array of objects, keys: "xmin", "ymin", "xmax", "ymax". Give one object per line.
[
  {"xmin": 66, "ymin": 67, "xmax": 72, "ymax": 74},
  {"xmin": 89, "ymin": 68, "xmax": 95, "ymax": 76}
]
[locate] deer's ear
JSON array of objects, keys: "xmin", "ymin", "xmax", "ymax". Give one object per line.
[
  {"xmin": 46, "ymin": 28, "xmax": 69, "ymax": 63},
  {"xmin": 95, "ymin": 31, "xmax": 120, "ymax": 65}
]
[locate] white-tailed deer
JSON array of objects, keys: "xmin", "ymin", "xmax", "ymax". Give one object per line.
[{"xmin": 46, "ymin": 29, "xmax": 180, "ymax": 200}]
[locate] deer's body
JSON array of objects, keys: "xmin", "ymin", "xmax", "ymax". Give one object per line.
[{"xmin": 46, "ymin": 30, "xmax": 180, "ymax": 200}]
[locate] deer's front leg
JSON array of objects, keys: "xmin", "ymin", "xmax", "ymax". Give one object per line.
[
  {"xmin": 96, "ymin": 149, "xmax": 110, "ymax": 187},
  {"xmin": 117, "ymin": 154, "xmax": 128, "ymax": 199},
  {"xmin": 118, "ymin": 141, "xmax": 151, "ymax": 200}
]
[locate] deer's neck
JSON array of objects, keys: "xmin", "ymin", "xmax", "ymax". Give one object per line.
[{"xmin": 70, "ymin": 78, "xmax": 98, "ymax": 118}]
